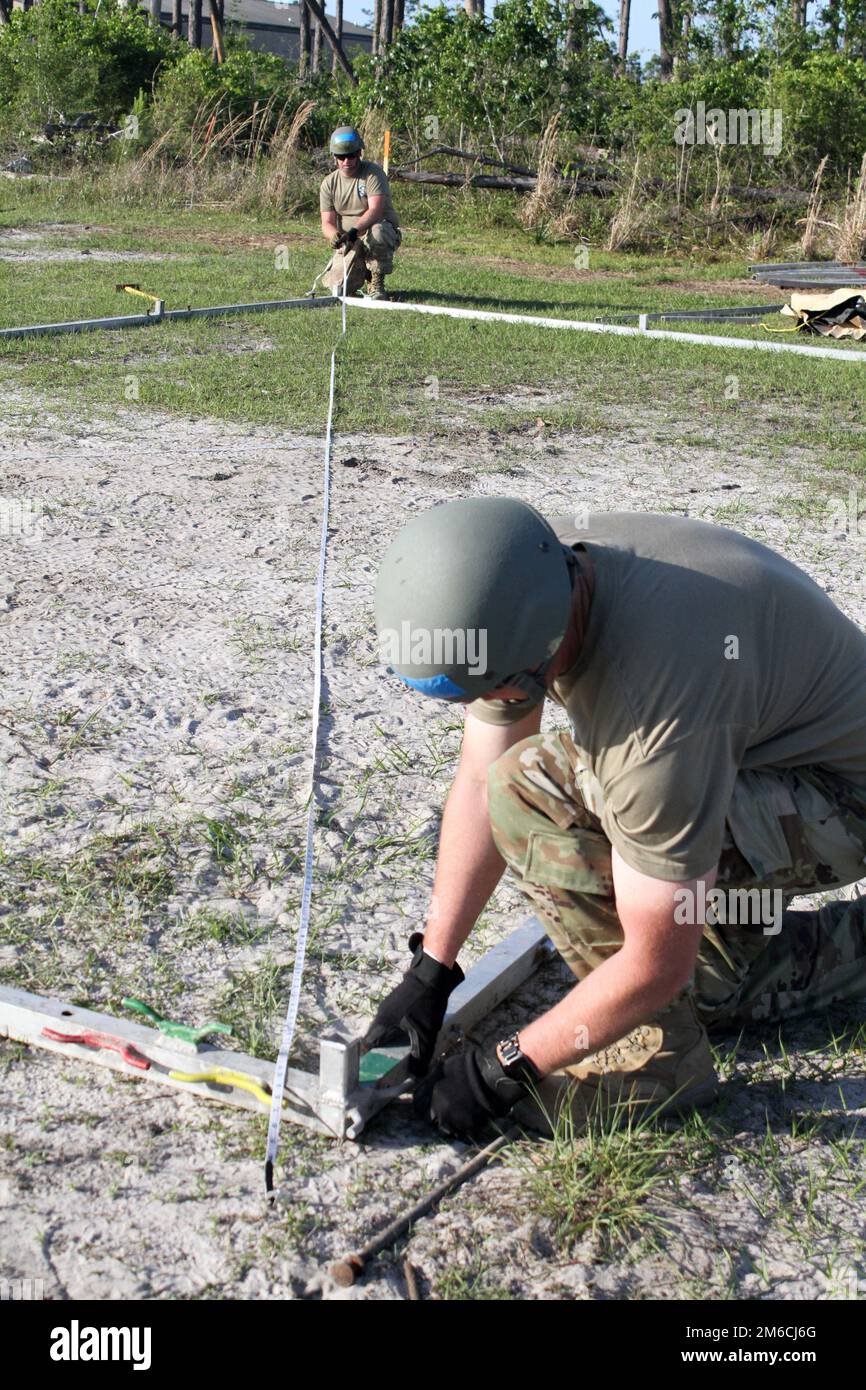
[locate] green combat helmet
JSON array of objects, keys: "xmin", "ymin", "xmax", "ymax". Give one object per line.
[
  {"xmin": 329, "ymin": 126, "xmax": 364, "ymax": 157},
  {"xmin": 375, "ymin": 498, "xmax": 575, "ymax": 703}
]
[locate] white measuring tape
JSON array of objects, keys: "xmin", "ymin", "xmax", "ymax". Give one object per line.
[{"xmin": 264, "ymin": 252, "xmax": 352, "ymax": 1196}]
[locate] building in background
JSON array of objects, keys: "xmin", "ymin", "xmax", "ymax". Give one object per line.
[
  {"xmin": 9, "ymin": 0, "xmax": 373, "ymax": 63},
  {"xmin": 182, "ymin": 0, "xmax": 372, "ymax": 60}
]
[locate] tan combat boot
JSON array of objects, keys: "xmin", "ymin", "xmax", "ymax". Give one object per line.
[
  {"xmin": 366, "ymin": 266, "xmax": 388, "ymax": 300},
  {"xmin": 512, "ymin": 993, "xmax": 719, "ymax": 1137}
]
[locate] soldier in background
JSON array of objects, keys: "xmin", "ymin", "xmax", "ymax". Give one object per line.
[{"xmin": 319, "ymin": 126, "xmax": 401, "ymax": 300}]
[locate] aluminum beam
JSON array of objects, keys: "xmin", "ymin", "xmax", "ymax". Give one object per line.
[{"xmin": 0, "ymin": 917, "xmax": 554, "ymax": 1141}]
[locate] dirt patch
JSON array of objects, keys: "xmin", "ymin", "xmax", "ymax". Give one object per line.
[
  {"xmin": 0, "ymin": 249, "xmax": 181, "ymax": 263},
  {"xmin": 406, "ymin": 248, "xmax": 782, "ymax": 299},
  {"xmin": 0, "ymin": 381, "xmax": 864, "ymax": 1301},
  {"xmin": 0, "ymin": 223, "xmax": 114, "ymax": 240},
  {"xmin": 170, "ymin": 228, "xmax": 321, "ymax": 253}
]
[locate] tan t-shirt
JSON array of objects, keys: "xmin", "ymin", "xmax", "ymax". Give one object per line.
[
  {"xmin": 319, "ymin": 160, "xmax": 399, "ymax": 230},
  {"xmin": 469, "ymin": 513, "xmax": 866, "ymax": 881}
]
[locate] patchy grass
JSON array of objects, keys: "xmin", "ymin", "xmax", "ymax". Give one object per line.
[
  {"xmin": 433, "ymin": 1256, "xmax": 518, "ymax": 1300},
  {"xmin": 515, "ymin": 1099, "xmax": 683, "ymax": 1258},
  {"xmin": 1, "ymin": 194, "xmax": 864, "ymax": 475}
]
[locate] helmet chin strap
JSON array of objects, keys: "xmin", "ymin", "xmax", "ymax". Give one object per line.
[
  {"xmin": 501, "ymin": 545, "xmax": 579, "ymax": 702},
  {"xmin": 502, "ymin": 663, "xmax": 553, "ymax": 702}
]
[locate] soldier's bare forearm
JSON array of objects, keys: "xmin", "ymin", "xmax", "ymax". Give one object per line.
[
  {"xmin": 518, "ymin": 947, "xmax": 682, "ymax": 1074},
  {"xmin": 422, "ymin": 771, "xmax": 506, "ymax": 967}
]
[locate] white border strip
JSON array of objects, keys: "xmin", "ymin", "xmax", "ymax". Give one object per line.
[{"xmin": 346, "ymin": 296, "xmax": 866, "ymax": 364}]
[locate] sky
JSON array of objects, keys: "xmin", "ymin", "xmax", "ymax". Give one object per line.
[{"xmin": 337, "ymin": 0, "xmax": 662, "ymax": 59}]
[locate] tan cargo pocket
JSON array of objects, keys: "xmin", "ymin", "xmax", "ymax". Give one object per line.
[
  {"xmin": 524, "ymin": 828, "xmax": 613, "ymax": 895},
  {"xmin": 725, "ymin": 770, "xmax": 798, "ymax": 879}
]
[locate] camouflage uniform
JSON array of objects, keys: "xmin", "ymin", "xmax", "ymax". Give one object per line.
[
  {"xmin": 362, "ymin": 220, "xmax": 401, "ymax": 276},
  {"xmin": 488, "ymin": 730, "xmax": 866, "ymax": 1031},
  {"xmin": 323, "ymin": 224, "xmax": 403, "ymax": 297}
]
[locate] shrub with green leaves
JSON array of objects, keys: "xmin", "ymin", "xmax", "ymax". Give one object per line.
[
  {"xmin": 0, "ymin": 0, "xmax": 178, "ymax": 145},
  {"xmin": 350, "ymin": 0, "xmax": 616, "ymax": 157},
  {"xmin": 767, "ymin": 52, "xmax": 866, "ymax": 174}
]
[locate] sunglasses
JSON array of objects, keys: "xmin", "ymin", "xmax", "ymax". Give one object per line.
[{"xmin": 335, "ymin": 153, "xmax": 357, "ymax": 161}]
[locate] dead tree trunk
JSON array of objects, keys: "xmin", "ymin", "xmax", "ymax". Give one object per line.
[
  {"xmin": 189, "ymin": 0, "xmax": 202, "ymax": 48},
  {"xmin": 394, "ymin": 0, "xmax": 405, "ymax": 29},
  {"xmin": 657, "ymin": 0, "xmax": 675, "ymax": 78},
  {"xmin": 299, "ymin": 0, "xmax": 311, "ymax": 77},
  {"xmin": 208, "ymin": 0, "xmax": 225, "ymax": 61},
  {"xmin": 380, "ymin": 0, "xmax": 394, "ymax": 49},
  {"xmin": 372, "ymin": 0, "xmax": 381, "ymax": 53},
  {"xmin": 0, "ymin": 0, "xmax": 10, "ymax": 25},
  {"xmin": 563, "ymin": 0, "xmax": 578, "ymax": 54},
  {"xmin": 303, "ymin": 0, "xmax": 357, "ymax": 83},
  {"xmin": 172, "ymin": 0, "xmax": 183, "ymax": 36},
  {"xmin": 312, "ymin": 15, "xmax": 322, "ymax": 72},
  {"xmin": 617, "ymin": 0, "xmax": 630, "ymax": 70},
  {"xmin": 332, "ymin": 0, "xmax": 343, "ymax": 73}
]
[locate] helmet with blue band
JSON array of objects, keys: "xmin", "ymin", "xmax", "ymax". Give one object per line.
[
  {"xmin": 375, "ymin": 498, "xmax": 574, "ymax": 706},
  {"xmin": 329, "ymin": 126, "xmax": 364, "ymax": 157}
]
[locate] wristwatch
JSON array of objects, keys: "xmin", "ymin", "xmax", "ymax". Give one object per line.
[{"xmin": 495, "ymin": 1032, "xmax": 542, "ymax": 1085}]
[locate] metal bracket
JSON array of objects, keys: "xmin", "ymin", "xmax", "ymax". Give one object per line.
[{"xmin": 0, "ymin": 917, "xmax": 554, "ymax": 1140}]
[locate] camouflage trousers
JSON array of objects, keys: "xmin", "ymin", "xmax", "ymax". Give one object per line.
[
  {"xmin": 361, "ymin": 220, "xmax": 401, "ymax": 275},
  {"xmin": 324, "ymin": 223, "xmax": 401, "ymax": 295},
  {"xmin": 487, "ymin": 731, "xmax": 866, "ymax": 1030}
]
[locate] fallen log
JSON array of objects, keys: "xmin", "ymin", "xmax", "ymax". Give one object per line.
[
  {"xmin": 391, "ymin": 143, "xmax": 538, "ymax": 177},
  {"xmin": 391, "ymin": 167, "xmax": 811, "ymax": 206},
  {"xmin": 391, "ymin": 169, "xmax": 617, "ymax": 195}
]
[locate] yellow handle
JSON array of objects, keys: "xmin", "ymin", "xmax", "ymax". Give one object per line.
[
  {"xmin": 119, "ymin": 284, "xmax": 162, "ymax": 308},
  {"xmin": 169, "ymin": 1067, "xmax": 275, "ymax": 1107}
]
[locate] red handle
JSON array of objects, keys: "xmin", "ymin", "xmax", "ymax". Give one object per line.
[{"xmin": 41, "ymin": 1027, "xmax": 150, "ymax": 1071}]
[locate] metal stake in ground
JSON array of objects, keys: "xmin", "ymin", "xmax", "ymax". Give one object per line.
[{"xmin": 329, "ymin": 1128, "xmax": 517, "ymax": 1287}]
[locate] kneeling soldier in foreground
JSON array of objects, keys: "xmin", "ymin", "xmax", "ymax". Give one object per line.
[{"xmin": 366, "ymin": 499, "xmax": 866, "ymax": 1139}]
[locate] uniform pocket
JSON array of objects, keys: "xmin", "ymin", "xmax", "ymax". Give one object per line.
[
  {"xmin": 525, "ymin": 828, "xmax": 613, "ymax": 895},
  {"xmin": 725, "ymin": 770, "xmax": 798, "ymax": 879}
]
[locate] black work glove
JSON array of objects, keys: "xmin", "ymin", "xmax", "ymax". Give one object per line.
[
  {"xmin": 413, "ymin": 1039, "xmax": 542, "ymax": 1141},
  {"xmin": 331, "ymin": 227, "xmax": 358, "ymax": 251},
  {"xmin": 363, "ymin": 932, "xmax": 463, "ymax": 1077}
]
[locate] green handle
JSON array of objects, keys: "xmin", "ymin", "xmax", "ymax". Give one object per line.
[{"xmin": 122, "ymin": 997, "xmax": 233, "ymax": 1045}]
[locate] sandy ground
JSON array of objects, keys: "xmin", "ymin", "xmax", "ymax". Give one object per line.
[{"xmin": 1, "ymin": 373, "xmax": 865, "ymax": 1301}]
